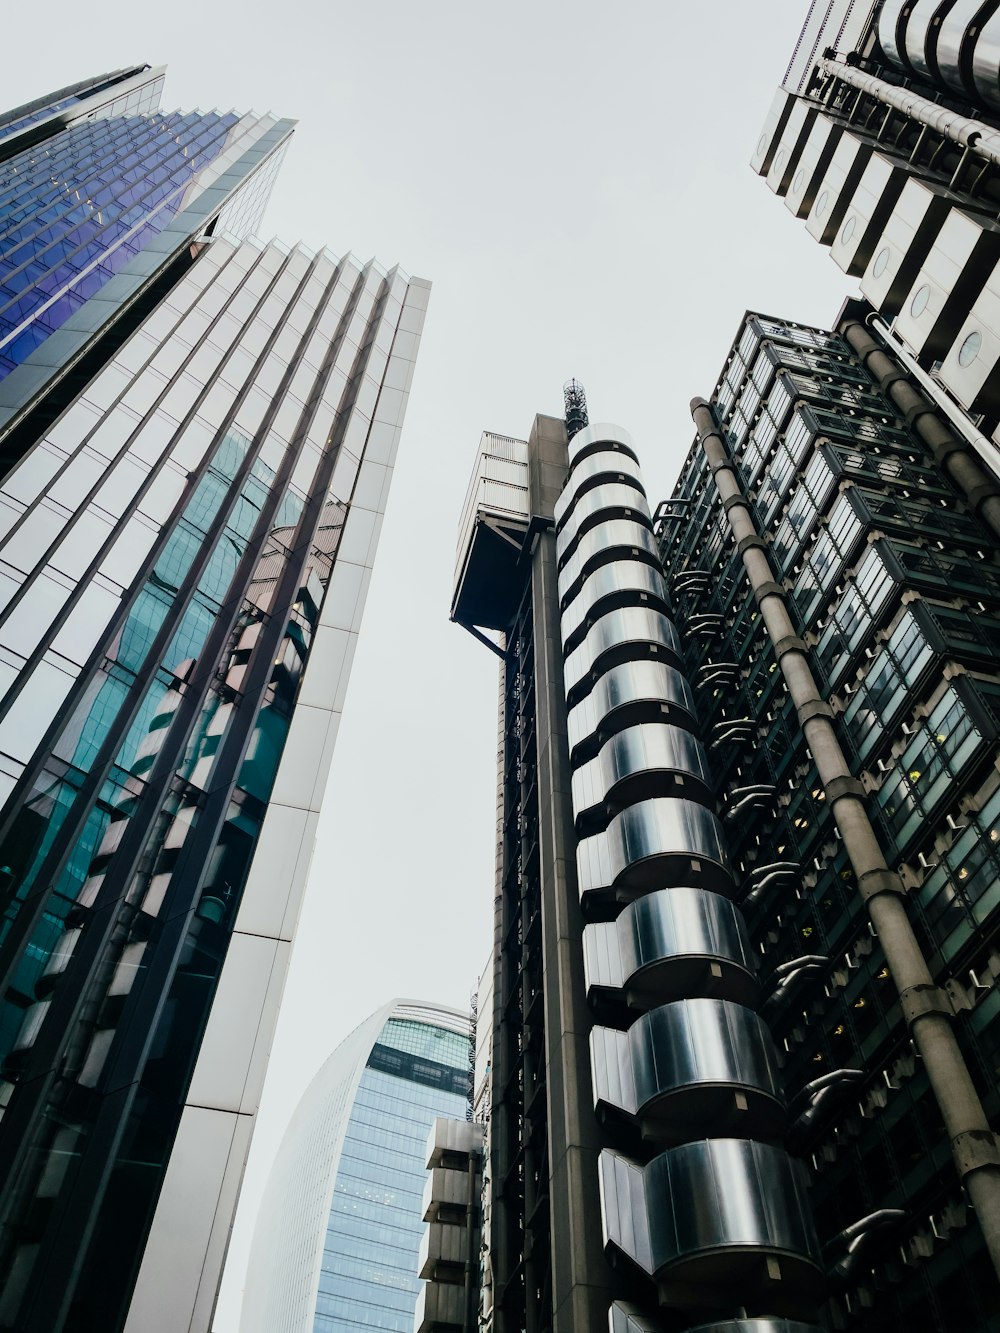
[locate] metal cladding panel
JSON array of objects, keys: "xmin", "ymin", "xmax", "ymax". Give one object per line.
[
  {"xmin": 684, "ymin": 1321, "xmax": 821, "ymax": 1333},
  {"xmin": 599, "ymin": 1141, "xmax": 820, "ymax": 1289},
  {"xmin": 765, "ymin": 98, "xmax": 818, "ymax": 196},
  {"xmin": 644, "ymin": 1139, "xmax": 822, "ymax": 1281},
  {"xmin": 936, "ymin": 0, "xmax": 990, "ymax": 97},
  {"xmin": 560, "ymin": 559, "xmax": 670, "ymax": 652},
  {"xmin": 571, "ymin": 722, "xmax": 713, "ymax": 826},
  {"xmin": 750, "ymin": 88, "xmax": 795, "ymax": 177},
  {"xmin": 973, "ymin": 9, "xmax": 1000, "ymax": 106},
  {"xmin": 553, "ymin": 448, "xmax": 644, "ymax": 530},
  {"xmin": 804, "ymin": 129, "xmax": 874, "ymax": 245},
  {"xmin": 566, "ymin": 659, "xmax": 698, "ymax": 760},
  {"xmin": 783, "ymin": 114, "xmax": 844, "ymax": 219},
  {"xmin": 902, "ymin": 0, "xmax": 947, "ymax": 78},
  {"xmin": 591, "ymin": 1023, "xmax": 638, "ymax": 1115},
  {"xmin": 414, "ymin": 1280, "xmax": 466, "ymax": 1333},
  {"xmin": 618, "ymin": 886, "xmax": 759, "ymax": 1007},
  {"xmin": 567, "ymin": 420, "xmax": 636, "ymax": 468},
  {"xmin": 583, "ymin": 919, "xmax": 626, "ymax": 992},
  {"xmin": 598, "ymin": 1150, "xmax": 654, "ymax": 1273},
  {"xmin": 626, "ymin": 1001, "xmax": 784, "ymax": 1131},
  {"xmin": 935, "ymin": 259, "xmax": 1000, "ymax": 414},
  {"xmin": 577, "ymin": 796, "xmax": 732, "ymax": 904},
  {"xmin": 829, "ymin": 151, "xmax": 909, "ymax": 276},
  {"xmin": 858, "ymin": 176, "xmax": 960, "ymax": 318},
  {"xmin": 563, "ymin": 606, "xmax": 684, "ymax": 701},
  {"xmin": 557, "ymin": 518, "xmax": 659, "ymax": 606},
  {"xmin": 418, "ymin": 1219, "xmax": 469, "ymax": 1273},
  {"xmin": 609, "ymin": 1302, "xmax": 661, "ymax": 1333},
  {"xmin": 557, "ymin": 482, "xmax": 653, "ymax": 561},
  {"xmin": 877, "ymin": 0, "xmax": 909, "ymax": 67},
  {"xmin": 893, "ymin": 209, "xmax": 1000, "ymax": 360}
]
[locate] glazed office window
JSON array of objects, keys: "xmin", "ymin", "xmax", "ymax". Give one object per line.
[
  {"xmin": 926, "ymin": 603, "xmax": 1000, "ymax": 666},
  {"xmin": 876, "ymin": 689, "xmax": 984, "ymax": 850},
  {"xmin": 738, "ymin": 325, "xmax": 760, "ymax": 363}
]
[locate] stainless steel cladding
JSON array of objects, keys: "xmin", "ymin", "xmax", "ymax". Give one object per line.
[
  {"xmin": 682, "ymin": 1321, "xmax": 822, "ymax": 1333},
  {"xmin": 577, "ymin": 796, "xmax": 732, "ymax": 905},
  {"xmin": 557, "ymin": 519, "xmax": 660, "ymax": 606},
  {"xmin": 555, "ymin": 422, "xmax": 821, "ymax": 1325},
  {"xmin": 599, "ymin": 1140, "xmax": 821, "ymax": 1295},
  {"xmin": 561, "ymin": 561, "xmax": 670, "ymax": 653},
  {"xmin": 567, "ymin": 421, "xmax": 637, "ymax": 469},
  {"xmin": 878, "ymin": 0, "xmax": 1000, "ymax": 109},
  {"xmin": 591, "ymin": 1000, "xmax": 785, "ymax": 1144},
  {"xmin": 583, "ymin": 887, "xmax": 759, "ymax": 1010},
  {"xmin": 557, "ymin": 482, "xmax": 652, "ymax": 556},
  {"xmin": 571, "ymin": 723, "xmax": 714, "ymax": 830},
  {"xmin": 566, "ymin": 659, "xmax": 698, "ymax": 762},
  {"xmin": 554, "ymin": 449, "xmax": 645, "ymax": 529},
  {"xmin": 563, "ymin": 607, "xmax": 683, "ymax": 702}
]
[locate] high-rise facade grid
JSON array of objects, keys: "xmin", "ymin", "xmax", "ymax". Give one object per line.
[{"xmin": 0, "ymin": 66, "xmax": 429, "ymax": 1333}]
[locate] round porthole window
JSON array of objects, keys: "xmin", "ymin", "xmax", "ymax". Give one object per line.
[
  {"xmin": 872, "ymin": 247, "xmax": 891, "ymax": 278},
  {"xmin": 840, "ymin": 215, "xmax": 856, "ymax": 245},
  {"xmin": 958, "ymin": 330, "xmax": 983, "ymax": 366},
  {"xmin": 910, "ymin": 284, "xmax": 931, "ymax": 318},
  {"xmin": 815, "ymin": 190, "xmax": 829, "ymax": 218},
  {"xmin": 757, "ymin": 134, "xmax": 768, "ymax": 157},
  {"xmin": 774, "ymin": 150, "xmax": 786, "ymax": 174},
  {"xmin": 792, "ymin": 168, "xmax": 805, "ymax": 194}
]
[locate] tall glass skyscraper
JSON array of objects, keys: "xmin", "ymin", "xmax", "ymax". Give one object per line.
[
  {"xmin": 240, "ymin": 1000, "xmax": 471, "ymax": 1333},
  {"xmin": 0, "ymin": 69, "xmax": 429, "ymax": 1333}
]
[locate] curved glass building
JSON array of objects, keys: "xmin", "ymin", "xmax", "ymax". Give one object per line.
[{"xmin": 240, "ymin": 999, "xmax": 470, "ymax": 1333}]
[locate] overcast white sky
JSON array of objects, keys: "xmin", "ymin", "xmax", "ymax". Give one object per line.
[{"xmin": 7, "ymin": 3, "xmax": 856, "ymax": 1327}]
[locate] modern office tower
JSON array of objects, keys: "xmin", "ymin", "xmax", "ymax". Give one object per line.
[
  {"xmin": 661, "ymin": 303, "xmax": 1000, "ymax": 1332},
  {"xmin": 452, "ymin": 393, "xmax": 825, "ymax": 1333},
  {"xmin": 240, "ymin": 1001, "xmax": 471, "ymax": 1333},
  {"xmin": 414, "ymin": 1117, "xmax": 485, "ymax": 1333},
  {"xmin": 753, "ymin": 3, "xmax": 1000, "ymax": 453},
  {"xmin": 0, "ymin": 69, "xmax": 429, "ymax": 1333}
]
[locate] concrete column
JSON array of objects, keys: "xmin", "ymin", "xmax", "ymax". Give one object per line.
[
  {"xmin": 527, "ymin": 414, "xmax": 613, "ymax": 1333},
  {"xmin": 691, "ymin": 396, "xmax": 1000, "ymax": 1283}
]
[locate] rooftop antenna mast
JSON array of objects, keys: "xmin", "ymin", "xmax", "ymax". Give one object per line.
[{"xmin": 563, "ymin": 378, "xmax": 589, "ymax": 439}]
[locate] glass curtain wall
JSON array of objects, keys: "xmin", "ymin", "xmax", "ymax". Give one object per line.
[{"xmin": 0, "ymin": 232, "xmax": 414, "ymax": 1332}]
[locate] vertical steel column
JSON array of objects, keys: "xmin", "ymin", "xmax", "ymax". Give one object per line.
[
  {"xmin": 691, "ymin": 394, "xmax": 1000, "ymax": 1283},
  {"xmin": 527, "ymin": 414, "xmax": 613, "ymax": 1333}
]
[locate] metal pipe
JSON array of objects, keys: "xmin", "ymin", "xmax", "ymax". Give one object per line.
[
  {"xmin": 691, "ymin": 396, "xmax": 1000, "ymax": 1284},
  {"xmin": 868, "ymin": 315, "xmax": 1000, "ymax": 483},
  {"xmin": 842, "ymin": 319, "xmax": 1000, "ymax": 542},
  {"xmin": 816, "ymin": 57, "xmax": 1000, "ymax": 166}
]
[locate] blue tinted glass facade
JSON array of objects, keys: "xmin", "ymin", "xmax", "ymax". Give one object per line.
[
  {"xmin": 0, "ymin": 68, "xmax": 160, "ymax": 147},
  {"xmin": 314, "ymin": 1022, "xmax": 468, "ymax": 1333},
  {"xmin": 0, "ymin": 108, "xmax": 239, "ymax": 376}
]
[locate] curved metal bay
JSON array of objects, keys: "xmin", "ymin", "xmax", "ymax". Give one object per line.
[
  {"xmin": 577, "ymin": 796, "xmax": 732, "ymax": 912},
  {"xmin": 583, "ymin": 887, "xmax": 759, "ymax": 1010},
  {"xmin": 560, "ymin": 560, "xmax": 669, "ymax": 654},
  {"xmin": 554, "ymin": 449, "xmax": 645, "ymax": 530},
  {"xmin": 572, "ymin": 723, "xmax": 713, "ymax": 833},
  {"xmin": 566, "ymin": 660, "xmax": 698, "ymax": 763},
  {"xmin": 556, "ymin": 482, "xmax": 653, "ymax": 568},
  {"xmin": 557, "ymin": 519, "xmax": 659, "ymax": 608},
  {"xmin": 563, "ymin": 607, "xmax": 682, "ymax": 705}
]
